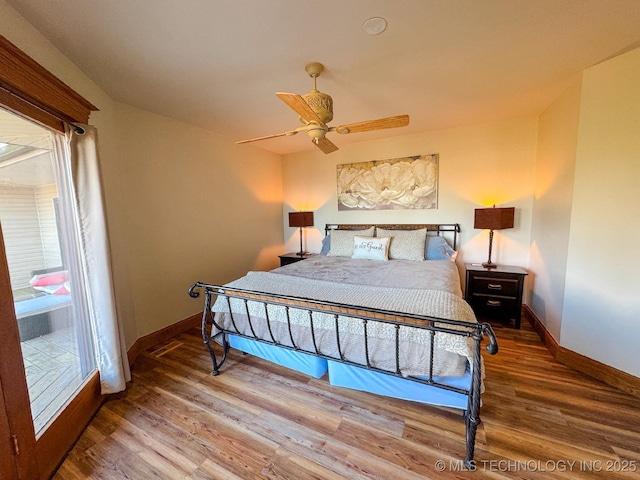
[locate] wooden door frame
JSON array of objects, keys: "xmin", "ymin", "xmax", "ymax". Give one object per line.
[
  {"xmin": 0, "ymin": 34, "xmax": 102, "ymax": 479},
  {"xmin": 0, "ymin": 380, "xmax": 19, "ymax": 480},
  {"xmin": 0, "ymin": 226, "xmax": 40, "ymax": 479}
]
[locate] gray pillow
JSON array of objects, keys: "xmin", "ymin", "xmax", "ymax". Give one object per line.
[
  {"xmin": 326, "ymin": 227, "xmax": 375, "ymax": 257},
  {"xmin": 376, "ymin": 228, "xmax": 427, "ymax": 261}
]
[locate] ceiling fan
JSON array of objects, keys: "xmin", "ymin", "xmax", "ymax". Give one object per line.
[{"xmin": 236, "ymin": 62, "xmax": 410, "ymax": 154}]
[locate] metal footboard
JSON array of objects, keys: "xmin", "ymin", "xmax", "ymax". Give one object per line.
[{"xmin": 189, "ymin": 281, "xmax": 497, "ymax": 468}]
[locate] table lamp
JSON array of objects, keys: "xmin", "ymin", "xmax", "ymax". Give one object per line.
[
  {"xmin": 474, "ymin": 206, "xmax": 514, "ymax": 269},
  {"xmin": 288, "ymin": 211, "xmax": 314, "ymax": 256}
]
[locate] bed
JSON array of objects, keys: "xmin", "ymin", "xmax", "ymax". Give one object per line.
[{"xmin": 189, "ymin": 223, "xmax": 497, "ymax": 467}]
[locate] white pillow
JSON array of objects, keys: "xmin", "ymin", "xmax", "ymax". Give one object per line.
[
  {"xmin": 376, "ymin": 228, "xmax": 427, "ymax": 261},
  {"xmin": 351, "ymin": 236, "xmax": 390, "ymax": 261},
  {"xmin": 327, "ymin": 227, "xmax": 375, "ymax": 257}
]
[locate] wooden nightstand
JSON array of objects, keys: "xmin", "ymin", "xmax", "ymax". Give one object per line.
[
  {"xmin": 278, "ymin": 252, "xmax": 314, "ymax": 266},
  {"xmin": 465, "ymin": 264, "xmax": 527, "ymax": 329}
]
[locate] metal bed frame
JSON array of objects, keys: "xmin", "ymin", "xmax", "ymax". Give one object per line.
[{"xmin": 188, "ymin": 282, "xmax": 497, "ymax": 468}]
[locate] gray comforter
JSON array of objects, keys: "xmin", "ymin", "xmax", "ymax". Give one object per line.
[
  {"xmin": 212, "ymin": 258, "xmax": 477, "ymax": 378},
  {"xmin": 272, "ymin": 255, "xmax": 463, "ymax": 297}
]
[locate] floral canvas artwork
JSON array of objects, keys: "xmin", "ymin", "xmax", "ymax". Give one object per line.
[{"xmin": 337, "ymin": 154, "xmax": 438, "ymax": 210}]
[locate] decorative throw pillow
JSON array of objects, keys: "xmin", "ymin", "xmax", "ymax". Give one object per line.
[
  {"xmin": 326, "ymin": 227, "xmax": 375, "ymax": 257},
  {"xmin": 376, "ymin": 228, "xmax": 427, "ymax": 261},
  {"xmin": 30, "ymin": 270, "xmax": 69, "ymax": 286},
  {"xmin": 425, "ymin": 236, "xmax": 458, "ymax": 261},
  {"xmin": 351, "ymin": 236, "xmax": 390, "ymax": 261}
]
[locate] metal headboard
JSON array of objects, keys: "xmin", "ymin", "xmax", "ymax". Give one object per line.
[{"xmin": 324, "ymin": 223, "xmax": 461, "ymax": 250}]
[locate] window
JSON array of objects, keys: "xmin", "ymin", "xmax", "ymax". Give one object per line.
[{"xmin": 0, "ymin": 108, "xmax": 96, "ymax": 434}]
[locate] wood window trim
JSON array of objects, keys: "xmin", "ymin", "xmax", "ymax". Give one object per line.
[{"xmin": 0, "ymin": 35, "xmax": 98, "ymax": 131}]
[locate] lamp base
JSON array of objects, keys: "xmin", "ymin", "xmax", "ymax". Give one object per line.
[
  {"xmin": 483, "ymin": 229, "xmax": 497, "ymax": 269},
  {"xmin": 296, "ymin": 251, "xmax": 307, "ymax": 257}
]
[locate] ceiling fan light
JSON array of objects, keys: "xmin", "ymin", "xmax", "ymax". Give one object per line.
[
  {"xmin": 301, "ymin": 90, "xmax": 333, "ymax": 124},
  {"xmin": 363, "ymin": 17, "xmax": 387, "ymax": 36}
]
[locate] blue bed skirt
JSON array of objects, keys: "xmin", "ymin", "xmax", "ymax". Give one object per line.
[
  {"xmin": 327, "ymin": 360, "xmax": 470, "ymax": 410},
  {"xmin": 228, "ymin": 335, "xmax": 328, "ymax": 378},
  {"xmin": 228, "ymin": 335, "xmax": 469, "ymax": 409}
]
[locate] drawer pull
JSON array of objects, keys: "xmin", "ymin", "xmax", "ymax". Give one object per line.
[
  {"xmin": 487, "ymin": 283, "xmax": 502, "ymax": 290},
  {"xmin": 487, "ymin": 300, "xmax": 501, "ymax": 307}
]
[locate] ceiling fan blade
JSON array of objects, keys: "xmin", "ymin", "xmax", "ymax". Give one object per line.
[
  {"xmin": 276, "ymin": 92, "xmax": 324, "ymax": 124},
  {"xmin": 314, "ymin": 136, "xmax": 338, "ymax": 154},
  {"xmin": 332, "ymin": 114, "xmax": 410, "ymax": 134},
  {"xmin": 236, "ymin": 130, "xmax": 299, "ymax": 144}
]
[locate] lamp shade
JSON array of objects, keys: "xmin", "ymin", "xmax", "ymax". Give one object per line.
[
  {"xmin": 289, "ymin": 211, "xmax": 314, "ymax": 228},
  {"xmin": 474, "ymin": 207, "xmax": 514, "ymax": 231}
]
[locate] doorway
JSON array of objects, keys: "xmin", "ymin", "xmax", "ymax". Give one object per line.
[{"xmin": 0, "ymin": 107, "xmax": 98, "ymax": 478}]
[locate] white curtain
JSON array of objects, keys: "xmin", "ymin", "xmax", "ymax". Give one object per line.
[{"xmin": 52, "ymin": 124, "xmax": 130, "ymax": 394}]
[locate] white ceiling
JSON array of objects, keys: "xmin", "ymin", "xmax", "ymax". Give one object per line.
[{"xmin": 7, "ymin": 0, "xmax": 640, "ymax": 155}]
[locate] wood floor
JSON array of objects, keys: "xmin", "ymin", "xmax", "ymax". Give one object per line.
[{"xmin": 53, "ymin": 321, "xmax": 640, "ymax": 479}]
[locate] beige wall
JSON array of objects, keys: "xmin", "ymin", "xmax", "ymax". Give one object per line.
[
  {"xmin": 282, "ymin": 117, "xmax": 538, "ymax": 288},
  {"xmin": 1, "ymin": 1, "xmax": 284, "ymax": 346},
  {"xmin": 107, "ymin": 103, "xmax": 283, "ymax": 340},
  {"xmin": 529, "ymin": 76, "xmax": 582, "ymax": 339},
  {"xmin": 560, "ymin": 47, "xmax": 640, "ymax": 377}
]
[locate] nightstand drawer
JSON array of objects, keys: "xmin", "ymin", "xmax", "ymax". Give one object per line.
[
  {"xmin": 468, "ymin": 294, "xmax": 518, "ymax": 315},
  {"xmin": 468, "ymin": 275, "xmax": 519, "ymax": 296}
]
